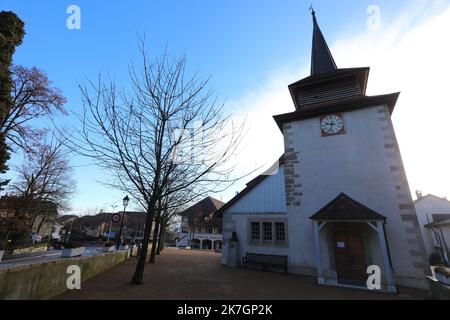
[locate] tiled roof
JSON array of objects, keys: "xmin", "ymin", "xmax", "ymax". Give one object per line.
[
  {"xmin": 289, "ymin": 68, "xmax": 369, "ymax": 89},
  {"xmin": 425, "ymin": 218, "xmax": 450, "ymax": 228},
  {"xmin": 309, "ymin": 193, "xmax": 385, "ymax": 221},
  {"xmin": 273, "ymin": 92, "xmax": 400, "ymax": 131},
  {"xmin": 180, "ymin": 197, "xmax": 225, "ymax": 228}
]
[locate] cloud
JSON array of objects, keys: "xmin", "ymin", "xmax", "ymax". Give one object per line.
[
  {"xmin": 333, "ymin": 0, "xmax": 450, "ymax": 199},
  {"xmin": 221, "ymin": 65, "xmax": 305, "ymax": 200},
  {"xmin": 224, "ymin": 0, "xmax": 450, "ymax": 201}
]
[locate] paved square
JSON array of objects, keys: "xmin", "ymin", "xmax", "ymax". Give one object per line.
[{"xmin": 56, "ymin": 248, "xmax": 428, "ymax": 300}]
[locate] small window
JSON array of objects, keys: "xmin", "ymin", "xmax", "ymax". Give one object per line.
[
  {"xmin": 263, "ymin": 222, "xmax": 272, "ymax": 241},
  {"xmin": 251, "ymin": 222, "xmax": 260, "ymax": 241},
  {"xmin": 218, "ymin": 228, "xmax": 222, "ymax": 234},
  {"xmin": 275, "ymin": 222, "xmax": 285, "ymax": 242}
]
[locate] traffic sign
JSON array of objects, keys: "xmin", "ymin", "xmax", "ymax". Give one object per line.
[{"xmin": 111, "ymin": 212, "xmax": 121, "ymax": 223}]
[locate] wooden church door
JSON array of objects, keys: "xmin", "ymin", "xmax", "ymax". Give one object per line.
[{"xmin": 333, "ymin": 231, "xmax": 367, "ymax": 284}]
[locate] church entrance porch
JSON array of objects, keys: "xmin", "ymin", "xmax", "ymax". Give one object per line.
[{"xmin": 309, "ymin": 193, "xmax": 397, "ymax": 294}]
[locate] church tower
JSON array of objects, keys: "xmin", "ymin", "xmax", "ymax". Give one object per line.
[{"xmin": 273, "ymin": 10, "xmax": 428, "ymax": 291}]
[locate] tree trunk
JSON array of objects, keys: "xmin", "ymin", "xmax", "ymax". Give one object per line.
[
  {"xmin": 36, "ymin": 217, "xmax": 46, "ymax": 234},
  {"xmin": 130, "ymin": 207, "xmax": 155, "ymax": 285},
  {"xmin": 161, "ymin": 220, "xmax": 167, "ymax": 251},
  {"xmin": 29, "ymin": 212, "xmax": 38, "ymax": 229},
  {"xmin": 149, "ymin": 217, "xmax": 160, "ymax": 263},
  {"xmin": 156, "ymin": 220, "xmax": 165, "ymax": 255}
]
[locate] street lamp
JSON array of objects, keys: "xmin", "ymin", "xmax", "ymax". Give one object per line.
[
  {"xmin": 123, "ymin": 195, "xmax": 130, "ymax": 207},
  {"xmin": 116, "ymin": 195, "xmax": 130, "ymax": 250}
]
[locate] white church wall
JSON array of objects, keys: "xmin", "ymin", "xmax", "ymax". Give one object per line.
[
  {"xmin": 283, "ymin": 103, "xmax": 429, "ymax": 289},
  {"xmin": 236, "ymin": 214, "xmax": 288, "ymax": 257},
  {"xmin": 222, "ymin": 213, "xmax": 289, "ymax": 265},
  {"xmin": 227, "ymin": 165, "xmax": 287, "ymax": 214},
  {"xmin": 222, "ymin": 165, "xmax": 288, "ymax": 266}
]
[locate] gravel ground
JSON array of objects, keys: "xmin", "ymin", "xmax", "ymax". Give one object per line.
[{"xmin": 55, "ymin": 248, "xmax": 429, "ymax": 300}]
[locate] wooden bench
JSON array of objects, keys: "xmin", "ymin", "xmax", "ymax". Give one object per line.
[{"xmin": 242, "ymin": 252, "xmax": 288, "ymax": 273}]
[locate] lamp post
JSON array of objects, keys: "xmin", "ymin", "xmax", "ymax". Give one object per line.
[{"xmin": 116, "ymin": 196, "xmax": 130, "ymax": 250}]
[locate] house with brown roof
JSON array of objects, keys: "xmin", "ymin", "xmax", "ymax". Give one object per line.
[
  {"xmin": 414, "ymin": 192, "xmax": 450, "ymax": 265},
  {"xmin": 60, "ymin": 211, "xmax": 147, "ymax": 243},
  {"xmin": 0, "ymin": 196, "xmax": 59, "ymax": 240},
  {"xmin": 176, "ymin": 197, "xmax": 224, "ymax": 251}
]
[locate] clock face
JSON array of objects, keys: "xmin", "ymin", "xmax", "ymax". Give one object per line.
[{"xmin": 320, "ymin": 113, "xmax": 345, "ymax": 136}]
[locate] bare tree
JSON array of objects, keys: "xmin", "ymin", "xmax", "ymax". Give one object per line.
[
  {"xmin": 151, "ymin": 185, "xmax": 200, "ymax": 258},
  {"xmin": 9, "ymin": 135, "xmax": 75, "ymax": 230},
  {"xmin": 148, "ymin": 191, "xmax": 176, "ymax": 262},
  {"xmin": 1, "ymin": 65, "xmax": 66, "ymax": 152},
  {"xmin": 155, "ymin": 197, "xmax": 188, "ymax": 256},
  {"xmin": 71, "ymin": 43, "xmax": 244, "ymax": 284}
]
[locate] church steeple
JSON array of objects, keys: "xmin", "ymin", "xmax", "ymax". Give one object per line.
[
  {"xmin": 286, "ymin": 9, "xmax": 375, "ymax": 111},
  {"xmin": 310, "ymin": 8, "xmax": 337, "ymax": 75}
]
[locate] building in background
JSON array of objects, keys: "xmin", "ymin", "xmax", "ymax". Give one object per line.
[
  {"xmin": 0, "ymin": 196, "xmax": 59, "ymax": 242},
  {"xmin": 60, "ymin": 211, "xmax": 147, "ymax": 243},
  {"xmin": 414, "ymin": 192, "xmax": 450, "ymax": 265},
  {"xmin": 176, "ymin": 197, "xmax": 224, "ymax": 251}
]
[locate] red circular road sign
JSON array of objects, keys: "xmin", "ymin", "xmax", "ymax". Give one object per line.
[{"xmin": 111, "ymin": 213, "xmax": 121, "ymax": 223}]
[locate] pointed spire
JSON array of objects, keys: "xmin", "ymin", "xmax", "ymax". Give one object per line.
[{"xmin": 310, "ymin": 8, "xmax": 337, "ymax": 75}]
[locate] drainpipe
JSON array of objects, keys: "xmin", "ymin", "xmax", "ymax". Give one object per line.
[{"xmin": 382, "ymin": 219, "xmax": 396, "ymax": 284}]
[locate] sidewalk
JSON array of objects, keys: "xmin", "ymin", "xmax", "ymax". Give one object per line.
[{"xmin": 56, "ymin": 248, "xmax": 430, "ymax": 300}]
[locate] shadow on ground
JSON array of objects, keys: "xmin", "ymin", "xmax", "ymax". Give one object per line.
[{"xmin": 56, "ymin": 248, "xmax": 429, "ymax": 300}]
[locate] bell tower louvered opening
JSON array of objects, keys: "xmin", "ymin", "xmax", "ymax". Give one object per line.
[
  {"xmin": 297, "ymin": 77, "xmax": 361, "ymax": 107},
  {"xmin": 288, "ymin": 68, "xmax": 370, "ymax": 110},
  {"xmin": 287, "ymin": 11, "xmax": 370, "ymax": 111}
]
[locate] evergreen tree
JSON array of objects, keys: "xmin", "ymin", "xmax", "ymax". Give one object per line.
[{"xmin": 0, "ymin": 11, "xmax": 25, "ymax": 189}]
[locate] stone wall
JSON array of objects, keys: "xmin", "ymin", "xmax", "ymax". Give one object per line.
[
  {"xmin": 0, "ymin": 250, "xmax": 129, "ymax": 300},
  {"xmin": 283, "ymin": 123, "xmax": 302, "ymax": 208},
  {"xmin": 377, "ymin": 105, "xmax": 429, "ymax": 283}
]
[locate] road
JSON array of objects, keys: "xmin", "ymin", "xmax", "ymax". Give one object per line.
[{"xmin": 0, "ymin": 246, "xmax": 104, "ymax": 270}]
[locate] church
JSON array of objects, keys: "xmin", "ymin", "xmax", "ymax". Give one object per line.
[{"xmin": 218, "ymin": 10, "xmax": 429, "ymax": 293}]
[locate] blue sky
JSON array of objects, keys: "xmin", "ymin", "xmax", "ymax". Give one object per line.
[
  {"xmin": 2, "ymin": 0, "xmax": 449, "ymax": 214},
  {"xmin": 4, "ymin": 0, "xmax": 404, "ymax": 98}
]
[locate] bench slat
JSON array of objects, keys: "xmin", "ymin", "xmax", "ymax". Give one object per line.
[{"xmin": 242, "ymin": 252, "xmax": 288, "ymax": 273}]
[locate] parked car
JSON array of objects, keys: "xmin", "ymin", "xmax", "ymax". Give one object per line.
[{"xmin": 50, "ymin": 239, "xmax": 63, "ymax": 250}]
